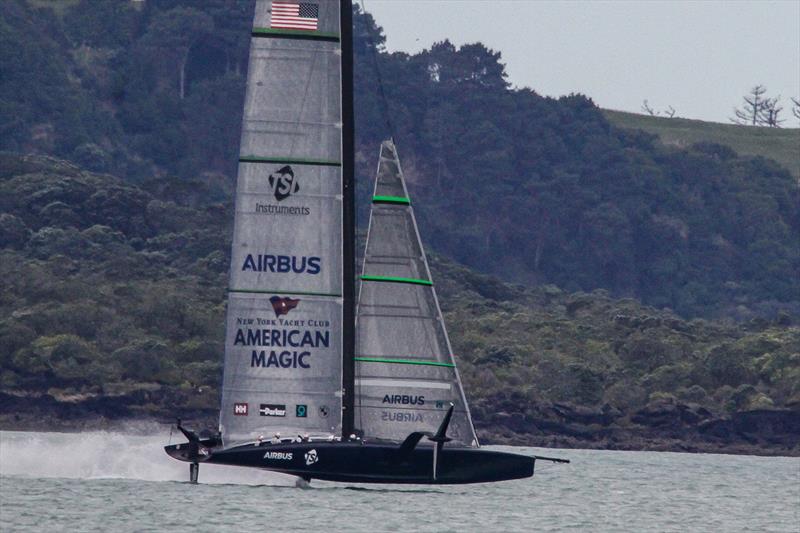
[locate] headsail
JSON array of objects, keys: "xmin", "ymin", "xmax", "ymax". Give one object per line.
[
  {"xmin": 354, "ymin": 140, "xmax": 478, "ymax": 447},
  {"xmin": 220, "ymin": 0, "xmax": 346, "ymax": 445}
]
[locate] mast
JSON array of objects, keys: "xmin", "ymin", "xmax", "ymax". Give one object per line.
[{"xmin": 340, "ymin": 0, "xmax": 356, "ymax": 438}]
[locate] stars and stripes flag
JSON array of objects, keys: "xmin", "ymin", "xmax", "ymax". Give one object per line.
[{"xmin": 270, "ymin": 2, "xmax": 319, "ymax": 31}]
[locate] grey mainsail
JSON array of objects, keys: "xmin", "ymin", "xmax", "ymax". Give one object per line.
[
  {"xmin": 219, "ymin": 0, "xmax": 345, "ymax": 445},
  {"xmin": 354, "ymin": 140, "xmax": 478, "ymax": 447}
]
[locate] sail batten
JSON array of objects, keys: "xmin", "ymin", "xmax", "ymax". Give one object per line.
[
  {"xmin": 372, "ymin": 195, "xmax": 411, "ymax": 205},
  {"xmin": 355, "ymin": 358, "xmax": 456, "ymax": 368},
  {"xmin": 354, "ymin": 140, "xmax": 479, "ymax": 447},
  {"xmin": 239, "ymin": 156, "xmax": 342, "ymax": 166},
  {"xmin": 229, "ymin": 289, "xmax": 342, "ymax": 297},
  {"xmin": 252, "ymin": 28, "xmax": 341, "ymax": 41},
  {"xmin": 360, "ymin": 275, "xmax": 432, "ymax": 286}
]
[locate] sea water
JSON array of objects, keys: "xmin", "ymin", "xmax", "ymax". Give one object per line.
[{"xmin": 0, "ymin": 430, "xmax": 797, "ymax": 532}]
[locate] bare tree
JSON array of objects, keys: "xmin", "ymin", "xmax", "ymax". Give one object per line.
[
  {"xmin": 664, "ymin": 105, "xmax": 676, "ymax": 118},
  {"xmin": 791, "ymin": 97, "xmax": 800, "ymax": 121},
  {"xmin": 731, "ymin": 85, "xmax": 768, "ymax": 125},
  {"xmin": 758, "ymin": 96, "xmax": 785, "ymax": 127},
  {"xmin": 642, "ymin": 99, "xmax": 660, "ymax": 116}
]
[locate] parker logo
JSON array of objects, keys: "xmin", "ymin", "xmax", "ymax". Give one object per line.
[
  {"xmin": 304, "ymin": 449, "xmax": 318, "ymax": 466},
  {"xmin": 233, "ymin": 403, "xmax": 248, "ymax": 416},
  {"xmin": 259, "ymin": 404, "xmax": 286, "ymax": 417},
  {"xmin": 268, "ymin": 165, "xmax": 299, "ymax": 201},
  {"xmin": 264, "ymin": 451, "xmax": 293, "ymax": 460},
  {"xmin": 270, "ymin": 296, "xmax": 300, "ymax": 317}
]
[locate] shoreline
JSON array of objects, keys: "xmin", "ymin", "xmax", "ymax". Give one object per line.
[{"xmin": 2, "ymin": 412, "xmax": 797, "ymax": 458}]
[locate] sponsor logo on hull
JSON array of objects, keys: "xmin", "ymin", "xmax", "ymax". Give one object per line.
[
  {"xmin": 296, "ymin": 404, "xmax": 307, "ymax": 418},
  {"xmin": 259, "ymin": 404, "xmax": 286, "ymax": 417},
  {"xmin": 234, "ymin": 403, "xmax": 248, "ymax": 416},
  {"xmin": 264, "ymin": 451, "xmax": 293, "ymax": 460},
  {"xmin": 304, "ymin": 449, "xmax": 318, "ymax": 465}
]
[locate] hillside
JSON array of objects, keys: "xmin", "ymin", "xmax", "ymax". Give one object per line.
[
  {"xmin": 1, "ymin": 1, "xmax": 799, "ymax": 454},
  {"xmin": 604, "ymin": 110, "xmax": 800, "ymax": 180},
  {"xmin": 1, "ymin": 0, "xmax": 798, "ymax": 320},
  {"xmin": 1, "ymin": 154, "xmax": 798, "ymax": 454}
]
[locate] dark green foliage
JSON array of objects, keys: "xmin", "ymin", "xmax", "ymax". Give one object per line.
[
  {"xmin": 0, "ymin": 154, "xmax": 797, "ymax": 443},
  {"xmin": 350, "ymin": 8, "xmax": 800, "ymax": 319},
  {"xmin": 0, "ymin": 153, "xmax": 228, "ymax": 392},
  {"xmin": 433, "ymin": 256, "xmax": 800, "ymax": 417},
  {"xmin": 2, "ymin": 1, "xmax": 797, "ymax": 318},
  {"xmin": 0, "ymin": 3, "xmax": 798, "ymax": 445},
  {"xmin": 63, "ymin": 0, "xmax": 142, "ymax": 49}
]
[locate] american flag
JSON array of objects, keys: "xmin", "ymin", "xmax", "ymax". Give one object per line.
[{"xmin": 270, "ymin": 2, "xmax": 319, "ymax": 31}]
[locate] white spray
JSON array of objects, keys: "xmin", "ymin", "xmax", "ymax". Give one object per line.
[{"xmin": 0, "ymin": 427, "xmax": 292, "ymax": 486}]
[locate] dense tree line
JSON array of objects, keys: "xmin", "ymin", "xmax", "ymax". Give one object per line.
[
  {"xmin": 352, "ymin": 10, "xmax": 799, "ymax": 319},
  {"xmin": 1, "ymin": 0, "xmax": 798, "ymax": 322},
  {"xmin": 0, "ymin": 154, "xmax": 797, "ymax": 451}
]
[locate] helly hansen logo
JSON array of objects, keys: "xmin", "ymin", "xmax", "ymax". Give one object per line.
[
  {"xmin": 233, "ymin": 403, "xmax": 248, "ymax": 416},
  {"xmin": 270, "ymin": 296, "xmax": 300, "ymax": 317}
]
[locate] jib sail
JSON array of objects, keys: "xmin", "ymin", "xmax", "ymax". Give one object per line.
[
  {"xmin": 219, "ymin": 0, "xmax": 345, "ymax": 445},
  {"xmin": 353, "ymin": 140, "xmax": 478, "ymax": 447}
]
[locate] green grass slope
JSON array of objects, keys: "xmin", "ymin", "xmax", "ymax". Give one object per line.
[{"xmin": 604, "ymin": 110, "xmax": 800, "ymax": 179}]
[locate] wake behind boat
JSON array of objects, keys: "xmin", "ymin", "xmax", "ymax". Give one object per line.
[{"xmin": 166, "ymin": 0, "xmax": 567, "ymax": 484}]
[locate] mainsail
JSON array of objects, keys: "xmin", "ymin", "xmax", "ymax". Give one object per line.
[
  {"xmin": 219, "ymin": 0, "xmax": 348, "ymax": 445},
  {"xmin": 354, "ymin": 140, "xmax": 478, "ymax": 447}
]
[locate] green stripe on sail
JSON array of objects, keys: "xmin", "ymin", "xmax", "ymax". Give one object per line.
[
  {"xmin": 372, "ymin": 195, "xmax": 411, "ymax": 205},
  {"xmin": 360, "ymin": 275, "xmax": 432, "ymax": 286},
  {"xmin": 229, "ymin": 289, "xmax": 341, "ymax": 298},
  {"xmin": 252, "ymin": 28, "xmax": 340, "ymax": 41},
  {"xmin": 239, "ymin": 155, "xmax": 341, "ymax": 167},
  {"xmin": 355, "ymin": 357, "xmax": 455, "ymax": 368}
]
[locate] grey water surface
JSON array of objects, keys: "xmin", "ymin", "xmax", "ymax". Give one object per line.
[{"xmin": 0, "ymin": 430, "xmax": 797, "ymax": 532}]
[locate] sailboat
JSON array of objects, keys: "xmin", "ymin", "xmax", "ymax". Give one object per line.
[{"xmin": 165, "ymin": 0, "xmax": 567, "ymax": 484}]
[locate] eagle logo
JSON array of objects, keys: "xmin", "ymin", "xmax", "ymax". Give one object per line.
[{"xmin": 269, "ymin": 296, "xmax": 300, "ymax": 317}]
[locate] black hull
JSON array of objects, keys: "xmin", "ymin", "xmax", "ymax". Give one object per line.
[{"xmin": 165, "ymin": 440, "xmax": 534, "ymax": 484}]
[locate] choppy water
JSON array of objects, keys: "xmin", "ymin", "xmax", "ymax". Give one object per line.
[{"xmin": 0, "ymin": 430, "xmax": 798, "ymax": 532}]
